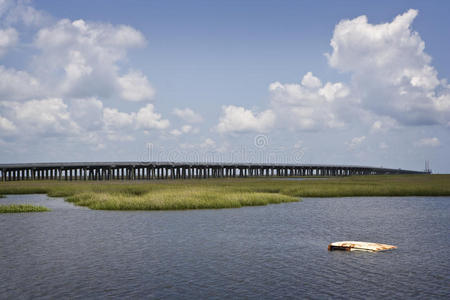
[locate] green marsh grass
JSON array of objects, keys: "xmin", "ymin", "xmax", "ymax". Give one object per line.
[
  {"xmin": 0, "ymin": 204, "xmax": 50, "ymax": 213},
  {"xmin": 66, "ymin": 190, "xmax": 297, "ymax": 210},
  {"xmin": 0, "ymin": 174, "xmax": 448, "ymax": 210}
]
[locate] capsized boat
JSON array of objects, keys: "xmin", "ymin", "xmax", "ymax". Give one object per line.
[{"xmin": 328, "ymin": 241, "xmax": 397, "ymax": 252}]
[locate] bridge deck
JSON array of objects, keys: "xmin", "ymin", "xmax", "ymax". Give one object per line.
[{"xmin": 0, "ymin": 161, "xmax": 427, "ymax": 181}]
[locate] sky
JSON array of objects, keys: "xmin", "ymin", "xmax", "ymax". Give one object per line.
[{"xmin": 0, "ymin": 0, "xmax": 449, "ymax": 173}]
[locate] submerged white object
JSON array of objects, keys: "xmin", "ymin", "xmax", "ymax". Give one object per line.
[{"xmin": 328, "ymin": 241, "xmax": 397, "ymax": 252}]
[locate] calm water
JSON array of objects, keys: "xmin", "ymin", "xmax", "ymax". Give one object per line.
[{"xmin": 0, "ymin": 194, "xmax": 449, "ymax": 299}]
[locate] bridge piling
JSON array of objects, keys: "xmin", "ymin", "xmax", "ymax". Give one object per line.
[{"xmin": 0, "ymin": 162, "xmax": 427, "ymax": 182}]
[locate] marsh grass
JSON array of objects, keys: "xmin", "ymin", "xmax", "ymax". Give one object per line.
[
  {"xmin": 0, "ymin": 174, "xmax": 448, "ymax": 210},
  {"xmin": 66, "ymin": 190, "xmax": 297, "ymax": 210},
  {"xmin": 0, "ymin": 204, "xmax": 51, "ymax": 213}
]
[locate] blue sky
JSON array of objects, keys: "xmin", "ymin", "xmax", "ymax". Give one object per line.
[{"xmin": 0, "ymin": 0, "xmax": 449, "ymax": 173}]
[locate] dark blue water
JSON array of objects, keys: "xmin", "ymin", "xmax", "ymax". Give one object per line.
[{"xmin": 0, "ymin": 194, "xmax": 449, "ymax": 299}]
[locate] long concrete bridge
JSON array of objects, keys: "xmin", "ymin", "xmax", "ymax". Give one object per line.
[{"xmin": 0, "ymin": 162, "xmax": 427, "ymax": 181}]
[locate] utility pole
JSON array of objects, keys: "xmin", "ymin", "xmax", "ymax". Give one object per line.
[{"xmin": 424, "ymin": 160, "xmax": 432, "ymax": 174}]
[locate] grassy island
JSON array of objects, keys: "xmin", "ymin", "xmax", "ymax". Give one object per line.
[
  {"xmin": 0, "ymin": 204, "xmax": 51, "ymax": 213},
  {"xmin": 0, "ymin": 174, "xmax": 449, "ymax": 210}
]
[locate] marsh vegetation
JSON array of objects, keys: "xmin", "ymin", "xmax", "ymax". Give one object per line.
[
  {"xmin": 0, "ymin": 204, "xmax": 51, "ymax": 213},
  {"xmin": 0, "ymin": 174, "xmax": 448, "ymax": 210}
]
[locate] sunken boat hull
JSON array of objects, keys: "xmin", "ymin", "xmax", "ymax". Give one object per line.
[{"xmin": 328, "ymin": 241, "xmax": 397, "ymax": 252}]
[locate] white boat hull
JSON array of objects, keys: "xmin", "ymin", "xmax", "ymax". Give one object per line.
[{"xmin": 328, "ymin": 241, "xmax": 397, "ymax": 252}]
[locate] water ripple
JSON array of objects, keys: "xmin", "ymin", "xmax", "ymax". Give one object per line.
[{"xmin": 0, "ymin": 195, "xmax": 449, "ymax": 299}]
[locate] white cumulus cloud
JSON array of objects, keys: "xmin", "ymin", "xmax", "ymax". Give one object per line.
[
  {"xmin": 181, "ymin": 124, "xmax": 192, "ymax": 133},
  {"xmin": 0, "ymin": 27, "xmax": 18, "ymax": 56},
  {"xmin": 0, "ymin": 115, "xmax": 16, "ymax": 134},
  {"xmin": 265, "ymin": 9, "xmax": 450, "ymax": 136},
  {"xmin": 370, "ymin": 117, "xmax": 399, "ymax": 133},
  {"xmin": 103, "ymin": 107, "xmax": 135, "ymax": 130},
  {"xmin": 136, "ymin": 104, "xmax": 170, "ymax": 130},
  {"xmin": 0, "ymin": 66, "xmax": 41, "ymax": 100},
  {"xmin": 169, "ymin": 129, "xmax": 182, "ymax": 136},
  {"xmin": 118, "ymin": 70, "xmax": 155, "ymax": 102},
  {"xmin": 0, "ymin": 0, "xmax": 49, "ymax": 27},
  {"xmin": 70, "ymin": 98, "xmax": 104, "ymax": 130},
  {"xmin": 327, "ymin": 9, "xmax": 450, "ymax": 126},
  {"xmin": 173, "ymin": 108, "xmax": 203, "ymax": 123},
  {"xmin": 347, "ymin": 136, "xmax": 366, "ymax": 150},
  {"xmin": 318, "ymin": 82, "xmax": 350, "ymax": 102},
  {"xmin": 32, "ymin": 18, "xmax": 147, "ymax": 100},
  {"xmin": 216, "ymin": 105, "xmax": 275, "ymax": 133},
  {"xmin": 269, "ymin": 72, "xmax": 349, "ymax": 130},
  {"xmin": 301, "ymin": 72, "xmax": 322, "ymax": 89},
  {"xmin": 170, "ymin": 124, "xmax": 194, "ymax": 136},
  {"xmin": 0, "ymin": 98, "xmax": 79, "ymax": 136},
  {"xmin": 0, "ymin": 5, "xmax": 170, "ymax": 147}
]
